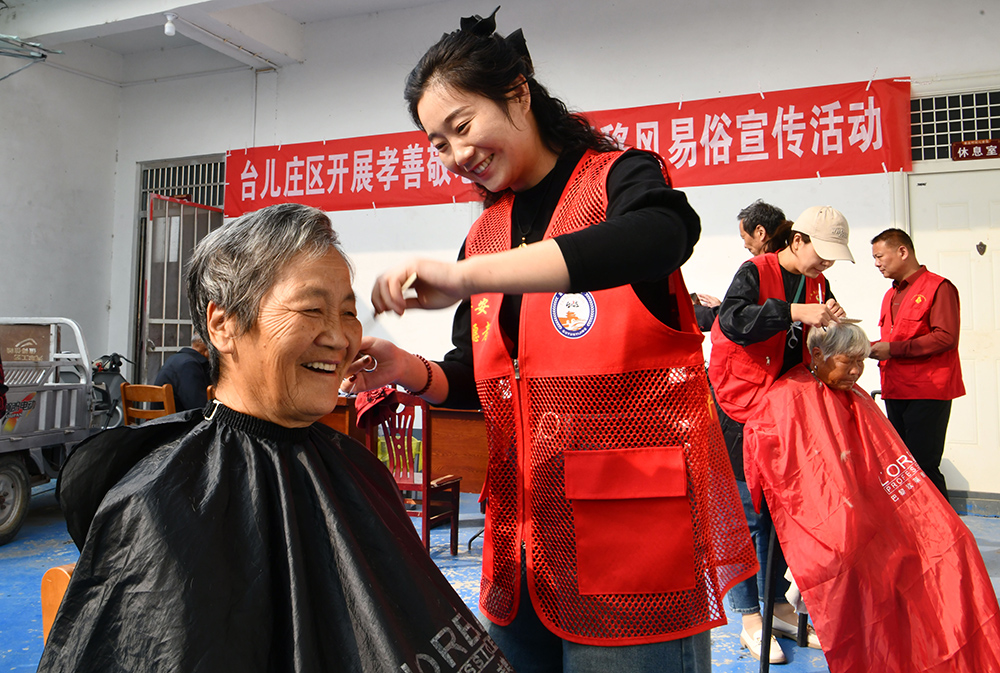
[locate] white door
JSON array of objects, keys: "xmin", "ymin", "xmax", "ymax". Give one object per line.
[{"xmin": 907, "ymin": 168, "xmax": 1000, "ymax": 495}]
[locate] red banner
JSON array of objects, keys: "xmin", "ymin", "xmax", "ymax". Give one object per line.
[
  {"xmin": 586, "ymin": 78, "xmax": 911, "ymax": 187},
  {"xmin": 224, "ymin": 130, "xmax": 480, "ymax": 217},
  {"xmin": 224, "ymin": 78, "xmax": 911, "ymax": 217}
]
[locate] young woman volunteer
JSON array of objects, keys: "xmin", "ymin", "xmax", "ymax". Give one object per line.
[
  {"xmin": 346, "ymin": 9, "xmax": 755, "ymax": 672},
  {"xmin": 709, "ymin": 205, "xmax": 853, "ymax": 663}
]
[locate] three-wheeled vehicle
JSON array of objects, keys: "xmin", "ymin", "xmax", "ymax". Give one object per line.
[{"xmin": 0, "ymin": 318, "xmax": 120, "ymax": 545}]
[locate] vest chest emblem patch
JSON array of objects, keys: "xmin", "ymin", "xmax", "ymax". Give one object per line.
[
  {"xmin": 551, "ymin": 292, "xmax": 597, "ymax": 339},
  {"xmin": 913, "ymin": 294, "xmax": 926, "ymax": 304}
]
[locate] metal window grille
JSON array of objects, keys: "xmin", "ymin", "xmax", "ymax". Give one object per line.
[
  {"xmin": 139, "ymin": 157, "xmax": 226, "ymax": 213},
  {"xmin": 133, "ymin": 156, "xmax": 226, "ymax": 381},
  {"xmin": 911, "ymin": 90, "xmax": 1000, "ymax": 161}
]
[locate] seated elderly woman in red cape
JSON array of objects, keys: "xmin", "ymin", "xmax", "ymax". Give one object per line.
[{"xmin": 743, "ymin": 322, "xmax": 999, "ymax": 672}]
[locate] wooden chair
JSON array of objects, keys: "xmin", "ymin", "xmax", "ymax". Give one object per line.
[
  {"xmin": 120, "ymin": 382, "xmax": 175, "ymax": 425},
  {"xmin": 41, "ymin": 563, "xmax": 75, "ymax": 642},
  {"xmin": 362, "ymin": 391, "xmax": 462, "ymax": 555}
]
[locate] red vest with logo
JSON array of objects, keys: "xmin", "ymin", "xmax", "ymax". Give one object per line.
[
  {"xmin": 708, "ymin": 253, "xmax": 825, "ymax": 423},
  {"xmin": 878, "ymin": 270, "xmax": 965, "ymax": 400},
  {"xmin": 466, "ymin": 150, "xmax": 755, "ymax": 645}
]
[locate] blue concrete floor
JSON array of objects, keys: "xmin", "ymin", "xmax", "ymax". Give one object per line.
[{"xmin": 3, "ymin": 486, "xmax": 999, "ymax": 672}]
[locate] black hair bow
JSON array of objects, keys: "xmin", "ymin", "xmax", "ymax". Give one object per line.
[
  {"xmin": 458, "ymin": 7, "xmax": 530, "ymax": 62},
  {"xmin": 460, "ymin": 6, "xmax": 500, "ymax": 36}
]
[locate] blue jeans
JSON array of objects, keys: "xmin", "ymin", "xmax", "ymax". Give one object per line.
[
  {"xmin": 485, "ymin": 559, "xmax": 711, "ymax": 673},
  {"xmin": 726, "ymin": 479, "xmax": 790, "ymax": 614}
]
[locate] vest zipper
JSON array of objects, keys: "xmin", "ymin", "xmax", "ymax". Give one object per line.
[{"xmin": 512, "ymin": 353, "xmax": 528, "ymax": 592}]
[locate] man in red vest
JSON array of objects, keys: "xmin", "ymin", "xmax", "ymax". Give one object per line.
[{"xmin": 870, "ymin": 228, "xmax": 965, "ymax": 501}]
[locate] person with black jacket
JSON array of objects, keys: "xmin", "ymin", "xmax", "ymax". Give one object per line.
[
  {"xmin": 344, "ymin": 9, "xmax": 755, "ymax": 672},
  {"xmin": 152, "ymin": 337, "xmax": 211, "ymax": 411},
  {"xmin": 708, "ymin": 205, "xmax": 853, "ymax": 662}
]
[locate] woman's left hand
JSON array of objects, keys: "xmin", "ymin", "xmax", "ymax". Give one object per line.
[
  {"xmin": 826, "ymin": 298, "xmax": 847, "ymax": 320},
  {"xmin": 696, "ymin": 293, "xmax": 722, "ymax": 308}
]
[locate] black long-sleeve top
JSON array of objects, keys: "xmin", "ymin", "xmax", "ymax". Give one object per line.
[
  {"xmin": 437, "ymin": 149, "xmax": 701, "ymax": 409},
  {"xmin": 717, "ymin": 260, "xmax": 834, "ymax": 378}
]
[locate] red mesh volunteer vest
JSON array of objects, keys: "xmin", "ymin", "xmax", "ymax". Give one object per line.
[
  {"xmin": 466, "ymin": 150, "xmax": 755, "ymax": 644},
  {"xmin": 709, "ymin": 253, "xmax": 824, "ymax": 423},
  {"xmin": 878, "ymin": 271, "xmax": 965, "ymax": 400}
]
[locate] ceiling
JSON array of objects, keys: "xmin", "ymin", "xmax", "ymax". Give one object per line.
[{"xmin": 0, "ymin": 0, "xmax": 442, "ymax": 75}]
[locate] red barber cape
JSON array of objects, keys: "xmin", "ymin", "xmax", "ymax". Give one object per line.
[{"xmin": 744, "ymin": 366, "xmax": 1000, "ymax": 673}]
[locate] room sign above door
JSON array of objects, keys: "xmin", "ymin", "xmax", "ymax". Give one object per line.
[{"xmin": 951, "ymin": 139, "xmax": 1000, "ymax": 161}]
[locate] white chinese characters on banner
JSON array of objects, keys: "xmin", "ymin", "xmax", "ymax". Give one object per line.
[
  {"xmin": 594, "ymin": 96, "xmax": 885, "ymax": 171},
  {"xmin": 402, "ymin": 144, "xmax": 424, "ymax": 189},
  {"xmin": 327, "ymin": 154, "xmax": 349, "ymax": 194},
  {"xmin": 701, "ymin": 113, "xmax": 733, "ymax": 166},
  {"xmin": 306, "ymin": 156, "xmax": 325, "ymax": 195},
  {"xmin": 848, "ymin": 96, "xmax": 883, "ymax": 152},
  {"xmin": 599, "ymin": 122, "xmax": 629, "ymax": 149},
  {"xmin": 226, "ymin": 78, "xmax": 910, "ymax": 215},
  {"xmin": 240, "ymin": 160, "xmax": 258, "ymax": 200},
  {"xmin": 811, "ymin": 102, "xmax": 845, "ymax": 156},
  {"xmin": 353, "ymin": 150, "xmax": 374, "ymax": 193},
  {"xmin": 376, "ymin": 147, "xmax": 400, "ymax": 190},
  {"xmin": 668, "ymin": 118, "xmax": 697, "ymax": 169},
  {"xmin": 427, "ymin": 150, "xmax": 452, "ymax": 187},
  {"xmin": 284, "ymin": 156, "xmax": 305, "ymax": 197},
  {"xmin": 636, "ymin": 122, "xmax": 659, "ymax": 153},
  {"xmin": 237, "ymin": 142, "xmax": 475, "ymax": 205},
  {"xmin": 772, "ymin": 105, "xmax": 806, "ymax": 159},
  {"xmin": 736, "ymin": 110, "xmax": 768, "ymax": 162}
]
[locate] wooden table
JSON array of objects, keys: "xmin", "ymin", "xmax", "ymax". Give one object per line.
[{"xmin": 320, "ymin": 397, "xmax": 489, "ymax": 494}]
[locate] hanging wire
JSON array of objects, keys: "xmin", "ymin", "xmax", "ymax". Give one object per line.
[{"xmin": 0, "ymin": 33, "xmax": 63, "ymax": 83}]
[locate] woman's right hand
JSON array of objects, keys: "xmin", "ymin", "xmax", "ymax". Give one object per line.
[
  {"xmin": 372, "ymin": 259, "xmax": 468, "ymax": 316},
  {"xmin": 341, "ymin": 336, "xmax": 410, "ymax": 394},
  {"xmin": 340, "ymin": 336, "xmax": 446, "ymax": 403}
]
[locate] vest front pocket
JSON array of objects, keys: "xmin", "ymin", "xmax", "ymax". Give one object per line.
[
  {"xmin": 892, "ymin": 316, "xmax": 926, "ymax": 341},
  {"xmin": 563, "ymin": 447, "xmax": 695, "ymax": 595}
]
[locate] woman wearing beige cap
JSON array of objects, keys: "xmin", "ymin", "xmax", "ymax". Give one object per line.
[{"xmin": 707, "ymin": 205, "xmax": 854, "ymax": 663}]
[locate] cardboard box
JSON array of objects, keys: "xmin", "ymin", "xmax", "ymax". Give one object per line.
[{"xmin": 0, "ymin": 325, "xmax": 53, "ymax": 362}]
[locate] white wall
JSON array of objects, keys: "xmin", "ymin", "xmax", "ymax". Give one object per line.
[
  {"xmin": 3, "ymin": 0, "xmax": 998, "ymax": 488},
  {"xmin": 7, "ymin": 0, "xmax": 999, "ymax": 363},
  {"xmin": 0, "ymin": 43, "xmax": 122, "ymax": 357},
  {"xmin": 100, "ymin": 0, "xmax": 1000, "ymax": 364},
  {"xmin": 107, "ymin": 61, "xmax": 258, "ymax": 368}
]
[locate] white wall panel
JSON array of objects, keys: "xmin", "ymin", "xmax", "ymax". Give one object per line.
[
  {"xmin": 3, "ymin": 0, "xmax": 999, "ymax": 410},
  {"xmin": 0, "ymin": 44, "xmax": 121, "ymax": 355}
]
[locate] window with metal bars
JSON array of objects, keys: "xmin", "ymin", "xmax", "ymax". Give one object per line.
[
  {"xmin": 139, "ymin": 157, "xmax": 226, "ymax": 213},
  {"xmin": 133, "ymin": 156, "xmax": 225, "ymax": 380},
  {"xmin": 911, "ymin": 91, "xmax": 1000, "ymax": 161}
]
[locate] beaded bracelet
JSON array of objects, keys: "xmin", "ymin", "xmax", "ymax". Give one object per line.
[{"xmin": 407, "ymin": 354, "xmax": 433, "ymax": 396}]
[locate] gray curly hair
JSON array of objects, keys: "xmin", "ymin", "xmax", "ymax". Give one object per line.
[
  {"xmin": 806, "ymin": 322, "xmax": 871, "ymax": 362},
  {"xmin": 186, "ymin": 203, "xmax": 350, "ymax": 382}
]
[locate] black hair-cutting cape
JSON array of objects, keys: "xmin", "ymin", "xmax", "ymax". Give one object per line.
[{"xmin": 39, "ymin": 404, "xmax": 510, "ymax": 673}]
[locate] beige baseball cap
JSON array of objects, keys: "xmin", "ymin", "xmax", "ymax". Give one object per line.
[{"xmin": 792, "ymin": 205, "xmax": 854, "ymax": 263}]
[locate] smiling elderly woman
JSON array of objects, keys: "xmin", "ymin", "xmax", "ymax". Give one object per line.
[
  {"xmin": 743, "ymin": 323, "xmax": 1000, "ymax": 671},
  {"xmin": 39, "ymin": 204, "xmax": 510, "ymax": 673}
]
